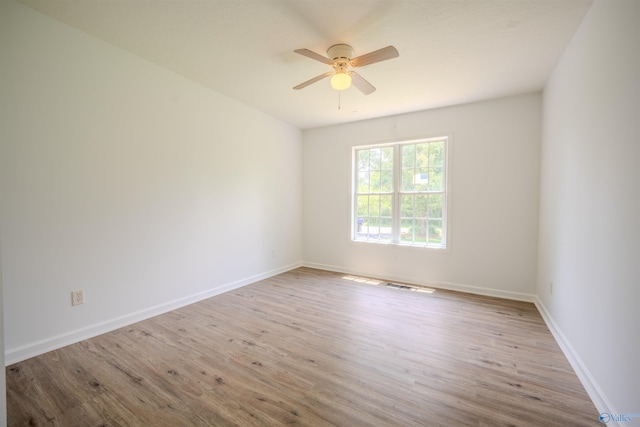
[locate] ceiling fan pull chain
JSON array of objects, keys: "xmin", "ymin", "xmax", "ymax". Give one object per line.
[{"xmin": 338, "ymin": 90, "xmax": 341, "ymax": 110}]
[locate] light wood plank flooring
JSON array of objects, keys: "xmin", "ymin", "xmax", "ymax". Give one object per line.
[{"xmin": 6, "ymin": 267, "xmax": 600, "ymax": 426}]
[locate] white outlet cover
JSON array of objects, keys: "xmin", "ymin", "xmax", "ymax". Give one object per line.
[{"xmin": 71, "ymin": 290, "xmax": 84, "ymax": 306}]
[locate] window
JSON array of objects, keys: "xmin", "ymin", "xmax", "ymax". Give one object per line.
[{"xmin": 352, "ymin": 137, "xmax": 449, "ymax": 249}]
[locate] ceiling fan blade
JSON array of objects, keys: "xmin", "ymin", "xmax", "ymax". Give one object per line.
[
  {"xmin": 293, "ymin": 71, "xmax": 333, "ymax": 90},
  {"xmin": 351, "ymin": 45, "xmax": 399, "ymax": 68},
  {"xmin": 350, "ymin": 72, "xmax": 376, "ymax": 95},
  {"xmin": 294, "ymin": 48, "xmax": 333, "ymax": 65}
]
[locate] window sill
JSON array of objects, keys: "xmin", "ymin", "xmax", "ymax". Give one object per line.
[{"xmin": 350, "ymin": 238, "xmax": 449, "ymax": 252}]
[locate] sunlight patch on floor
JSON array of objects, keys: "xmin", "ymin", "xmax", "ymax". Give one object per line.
[
  {"xmin": 413, "ymin": 287, "xmax": 436, "ymax": 294},
  {"xmin": 342, "ymin": 275, "xmax": 436, "ymax": 293},
  {"xmin": 342, "ymin": 275, "xmax": 383, "ymax": 285}
]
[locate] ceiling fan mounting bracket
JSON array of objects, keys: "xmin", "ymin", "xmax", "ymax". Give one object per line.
[{"xmin": 327, "ymin": 44, "xmax": 354, "ymax": 61}]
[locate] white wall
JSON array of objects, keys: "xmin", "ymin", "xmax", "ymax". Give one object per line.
[
  {"xmin": 0, "ymin": 0, "xmax": 302, "ymax": 365},
  {"xmin": 0, "ymin": 171, "xmax": 5, "ymax": 427},
  {"xmin": 302, "ymin": 94, "xmax": 541, "ymax": 300},
  {"xmin": 537, "ymin": 0, "xmax": 639, "ymax": 419}
]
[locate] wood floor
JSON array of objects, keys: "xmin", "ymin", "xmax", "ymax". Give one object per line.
[{"xmin": 6, "ymin": 267, "xmax": 600, "ymax": 426}]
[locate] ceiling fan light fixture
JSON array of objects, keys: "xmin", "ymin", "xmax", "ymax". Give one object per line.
[{"xmin": 330, "ymin": 72, "xmax": 352, "ymax": 91}]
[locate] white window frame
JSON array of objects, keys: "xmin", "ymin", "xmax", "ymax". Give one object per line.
[{"xmin": 351, "ymin": 136, "xmax": 451, "ymax": 250}]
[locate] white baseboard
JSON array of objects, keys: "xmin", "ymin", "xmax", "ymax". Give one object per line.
[
  {"xmin": 301, "ymin": 261, "xmax": 536, "ymax": 302},
  {"xmin": 5, "ymin": 262, "xmax": 302, "ymax": 366},
  {"xmin": 534, "ymin": 297, "xmax": 624, "ymax": 426}
]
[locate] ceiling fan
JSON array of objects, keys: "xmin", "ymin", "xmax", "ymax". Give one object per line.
[{"xmin": 293, "ymin": 44, "xmax": 399, "ymax": 95}]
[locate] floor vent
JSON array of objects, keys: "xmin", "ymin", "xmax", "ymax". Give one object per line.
[
  {"xmin": 386, "ymin": 283, "xmax": 435, "ymax": 293},
  {"xmin": 386, "ymin": 283, "xmax": 413, "ymax": 290}
]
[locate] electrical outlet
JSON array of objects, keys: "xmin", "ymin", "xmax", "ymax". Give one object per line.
[{"xmin": 71, "ymin": 289, "xmax": 84, "ymax": 306}]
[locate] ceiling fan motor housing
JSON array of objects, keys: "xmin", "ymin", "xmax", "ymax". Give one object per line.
[
  {"xmin": 327, "ymin": 44, "xmax": 354, "ymax": 61},
  {"xmin": 328, "ymin": 44, "xmax": 353, "ymax": 74}
]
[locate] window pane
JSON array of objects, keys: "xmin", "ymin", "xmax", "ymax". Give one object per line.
[
  {"xmin": 400, "ymin": 194, "xmax": 413, "ymax": 217},
  {"xmin": 416, "ymin": 143, "xmax": 428, "ymax": 168},
  {"xmin": 357, "ymin": 195, "xmax": 369, "ymax": 217},
  {"xmin": 401, "ymin": 169, "xmax": 414, "ymax": 191},
  {"xmin": 415, "ymin": 194, "xmax": 428, "ymax": 218},
  {"xmin": 381, "ymin": 147, "xmax": 394, "ymax": 170},
  {"xmin": 428, "ymin": 220, "xmax": 443, "ymax": 244},
  {"xmin": 401, "ymin": 144, "xmax": 415, "ymax": 168},
  {"xmin": 358, "ymin": 150, "xmax": 370, "ymax": 171},
  {"xmin": 380, "ymin": 195, "xmax": 393, "ymax": 217},
  {"xmin": 415, "ymin": 168, "xmax": 429, "ymax": 191},
  {"xmin": 357, "ymin": 171, "xmax": 369, "ymax": 193},
  {"xmin": 369, "ymin": 195, "xmax": 380, "ymax": 217},
  {"xmin": 367, "ymin": 220, "xmax": 379, "ymax": 238},
  {"xmin": 428, "ymin": 194, "xmax": 443, "ymax": 218},
  {"xmin": 428, "ymin": 167, "xmax": 443, "ymax": 191},
  {"xmin": 380, "ymin": 217, "xmax": 392, "ymax": 240},
  {"xmin": 400, "ymin": 218, "xmax": 413, "ymax": 242},
  {"xmin": 371, "ymin": 170, "xmax": 381, "ymax": 192},
  {"xmin": 415, "ymin": 219, "xmax": 427, "ymax": 243},
  {"xmin": 429, "ymin": 141, "xmax": 445, "ymax": 167},
  {"xmin": 369, "ymin": 148, "xmax": 381, "ymax": 170},
  {"xmin": 380, "ymin": 170, "xmax": 393, "ymax": 192}
]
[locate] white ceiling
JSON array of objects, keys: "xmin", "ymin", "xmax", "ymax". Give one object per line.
[{"xmin": 19, "ymin": 0, "xmax": 593, "ymax": 129}]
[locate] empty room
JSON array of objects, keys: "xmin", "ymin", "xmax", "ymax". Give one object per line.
[{"xmin": 0, "ymin": 0, "xmax": 638, "ymax": 426}]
